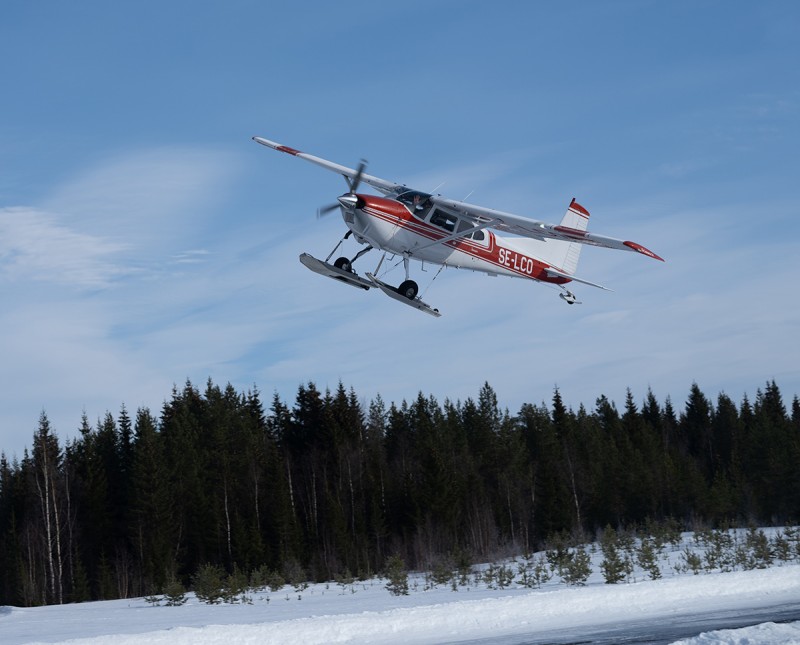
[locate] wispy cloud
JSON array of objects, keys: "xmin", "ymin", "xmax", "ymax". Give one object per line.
[
  {"xmin": 43, "ymin": 146, "xmax": 239, "ymax": 246},
  {"xmin": 1, "ymin": 146, "xmax": 238, "ymax": 292},
  {"xmin": 171, "ymin": 249, "xmax": 212, "ymax": 265},
  {"xmin": 0, "ymin": 206, "xmax": 127, "ymax": 287},
  {"xmin": 0, "ymin": 146, "xmax": 242, "ymax": 457}
]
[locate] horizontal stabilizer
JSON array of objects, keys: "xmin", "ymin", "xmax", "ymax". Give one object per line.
[{"xmin": 544, "ymin": 267, "xmax": 612, "ymax": 291}]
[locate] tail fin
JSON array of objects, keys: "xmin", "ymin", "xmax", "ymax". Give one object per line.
[{"xmin": 537, "ymin": 198, "xmax": 590, "ymax": 274}]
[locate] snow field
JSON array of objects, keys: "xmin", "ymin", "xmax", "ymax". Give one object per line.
[{"xmin": 4, "ymin": 529, "xmax": 800, "ymax": 644}]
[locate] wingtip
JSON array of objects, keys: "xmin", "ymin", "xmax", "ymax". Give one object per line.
[
  {"xmin": 624, "ymin": 241, "xmax": 664, "ymax": 262},
  {"xmin": 251, "ymin": 137, "xmax": 301, "ymax": 156}
]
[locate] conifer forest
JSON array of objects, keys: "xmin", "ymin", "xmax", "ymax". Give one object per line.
[{"xmin": 1, "ymin": 379, "xmax": 798, "ymax": 607}]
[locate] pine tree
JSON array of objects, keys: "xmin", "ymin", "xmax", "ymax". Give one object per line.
[
  {"xmin": 739, "ymin": 382, "xmax": 793, "ymax": 520},
  {"xmin": 130, "ymin": 407, "xmax": 173, "ymax": 592},
  {"xmin": 681, "ymin": 383, "xmax": 714, "ymax": 479},
  {"xmin": 0, "ymin": 454, "xmax": 24, "ymax": 605},
  {"xmin": 160, "ymin": 381, "xmax": 209, "ymax": 578},
  {"xmin": 599, "ymin": 526, "xmax": 629, "ymax": 584},
  {"xmin": 593, "ymin": 396, "xmax": 626, "ymax": 526},
  {"xmin": 384, "ymin": 554, "xmax": 409, "ymax": 596}
]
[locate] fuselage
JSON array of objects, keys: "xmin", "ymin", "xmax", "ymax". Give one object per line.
[{"xmin": 346, "ymin": 194, "xmax": 570, "ymax": 286}]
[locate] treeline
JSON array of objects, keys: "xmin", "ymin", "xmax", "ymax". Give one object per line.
[{"xmin": 0, "ymin": 379, "xmax": 798, "ymax": 607}]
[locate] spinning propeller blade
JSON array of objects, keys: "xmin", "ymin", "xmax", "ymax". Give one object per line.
[
  {"xmin": 316, "ymin": 203, "xmax": 340, "ymax": 219},
  {"xmin": 348, "ymin": 159, "xmax": 367, "ymax": 193}
]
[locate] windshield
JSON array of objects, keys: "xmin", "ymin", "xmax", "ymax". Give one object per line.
[{"xmin": 395, "ymin": 190, "xmax": 433, "ymax": 218}]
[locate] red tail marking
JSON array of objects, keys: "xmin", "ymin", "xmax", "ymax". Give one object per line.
[{"xmin": 568, "ymin": 198, "xmax": 590, "ymax": 218}]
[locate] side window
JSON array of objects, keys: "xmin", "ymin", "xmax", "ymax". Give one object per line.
[
  {"xmin": 456, "ymin": 219, "xmax": 472, "ymax": 234},
  {"xmin": 429, "ymin": 209, "xmax": 457, "ymax": 232},
  {"xmin": 456, "ymin": 218, "xmax": 485, "ymax": 242}
]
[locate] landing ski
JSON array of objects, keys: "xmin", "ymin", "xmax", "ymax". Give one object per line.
[
  {"xmin": 365, "ymin": 273, "xmax": 442, "ymax": 318},
  {"xmin": 299, "ymin": 253, "xmax": 373, "ymax": 290}
]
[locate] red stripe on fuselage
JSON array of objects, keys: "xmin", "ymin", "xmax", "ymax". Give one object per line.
[{"xmin": 357, "ymin": 195, "xmax": 570, "ymax": 285}]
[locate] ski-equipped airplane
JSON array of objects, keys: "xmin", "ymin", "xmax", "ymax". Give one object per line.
[{"xmin": 253, "ymin": 136, "xmax": 663, "ymax": 317}]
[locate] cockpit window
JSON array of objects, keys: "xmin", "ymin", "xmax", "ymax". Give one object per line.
[{"xmin": 396, "ymin": 190, "xmax": 433, "ymax": 219}]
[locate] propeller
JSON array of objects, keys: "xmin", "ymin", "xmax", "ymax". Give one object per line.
[
  {"xmin": 316, "ymin": 159, "xmax": 368, "ymax": 219},
  {"xmin": 316, "ymin": 203, "xmax": 340, "ymax": 219},
  {"xmin": 347, "ymin": 159, "xmax": 367, "ymax": 193}
]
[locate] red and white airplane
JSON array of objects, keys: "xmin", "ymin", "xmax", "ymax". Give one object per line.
[{"xmin": 253, "ymin": 136, "xmax": 663, "ymax": 317}]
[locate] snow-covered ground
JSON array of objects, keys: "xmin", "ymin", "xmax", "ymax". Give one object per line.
[
  {"xmin": 675, "ymin": 621, "xmax": 800, "ymax": 645},
  {"xmin": 4, "ymin": 531, "xmax": 800, "ymax": 645}
]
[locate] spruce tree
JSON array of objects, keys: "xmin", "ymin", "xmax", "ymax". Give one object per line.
[{"xmin": 130, "ymin": 407, "xmax": 172, "ymax": 592}]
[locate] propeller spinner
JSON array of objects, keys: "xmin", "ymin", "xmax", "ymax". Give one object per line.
[{"xmin": 317, "ymin": 159, "xmax": 367, "ymax": 218}]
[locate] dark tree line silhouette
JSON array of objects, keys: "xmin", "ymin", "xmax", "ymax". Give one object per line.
[{"xmin": 0, "ymin": 379, "xmax": 798, "ymax": 606}]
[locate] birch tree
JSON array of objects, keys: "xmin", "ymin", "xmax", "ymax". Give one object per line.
[{"xmin": 31, "ymin": 412, "xmax": 64, "ymax": 604}]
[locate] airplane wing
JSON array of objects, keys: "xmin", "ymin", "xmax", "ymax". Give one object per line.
[
  {"xmin": 252, "ymin": 136, "xmax": 401, "ymax": 195},
  {"xmin": 430, "ymin": 195, "xmax": 665, "ymax": 262},
  {"xmin": 253, "ymin": 136, "xmax": 663, "ymax": 262}
]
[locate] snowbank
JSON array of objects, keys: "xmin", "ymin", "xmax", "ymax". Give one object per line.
[
  {"xmin": 4, "ymin": 565, "xmax": 800, "ymax": 645},
  {"xmin": 674, "ymin": 621, "xmax": 800, "ymax": 645}
]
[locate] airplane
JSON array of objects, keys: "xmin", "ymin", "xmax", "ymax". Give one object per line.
[{"xmin": 252, "ymin": 136, "xmax": 663, "ymax": 317}]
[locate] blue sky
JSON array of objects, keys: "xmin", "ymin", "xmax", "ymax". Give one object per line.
[{"xmin": 1, "ymin": 1, "xmax": 798, "ymax": 458}]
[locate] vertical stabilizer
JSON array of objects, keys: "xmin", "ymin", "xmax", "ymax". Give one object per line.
[{"xmin": 537, "ymin": 198, "xmax": 590, "ymax": 274}]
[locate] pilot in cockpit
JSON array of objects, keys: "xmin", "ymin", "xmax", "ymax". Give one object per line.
[
  {"xmin": 413, "ymin": 194, "xmax": 431, "ymax": 213},
  {"xmin": 398, "ymin": 190, "xmax": 432, "ymax": 217}
]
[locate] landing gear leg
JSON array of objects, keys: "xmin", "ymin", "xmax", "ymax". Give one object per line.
[
  {"xmin": 335, "ymin": 245, "xmax": 372, "ymax": 274},
  {"xmin": 350, "ymin": 245, "xmax": 373, "ymax": 264},
  {"xmin": 325, "ymin": 230, "xmax": 352, "ymax": 263}
]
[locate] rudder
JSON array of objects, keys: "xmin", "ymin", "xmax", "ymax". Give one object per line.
[{"xmin": 559, "ymin": 198, "xmax": 589, "ymax": 274}]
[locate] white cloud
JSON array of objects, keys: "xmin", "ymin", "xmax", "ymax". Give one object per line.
[
  {"xmin": 45, "ymin": 147, "xmax": 235, "ymax": 222},
  {"xmin": 0, "ymin": 207, "xmax": 127, "ymax": 287},
  {"xmin": 0, "ymin": 146, "xmax": 241, "ymax": 457}
]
